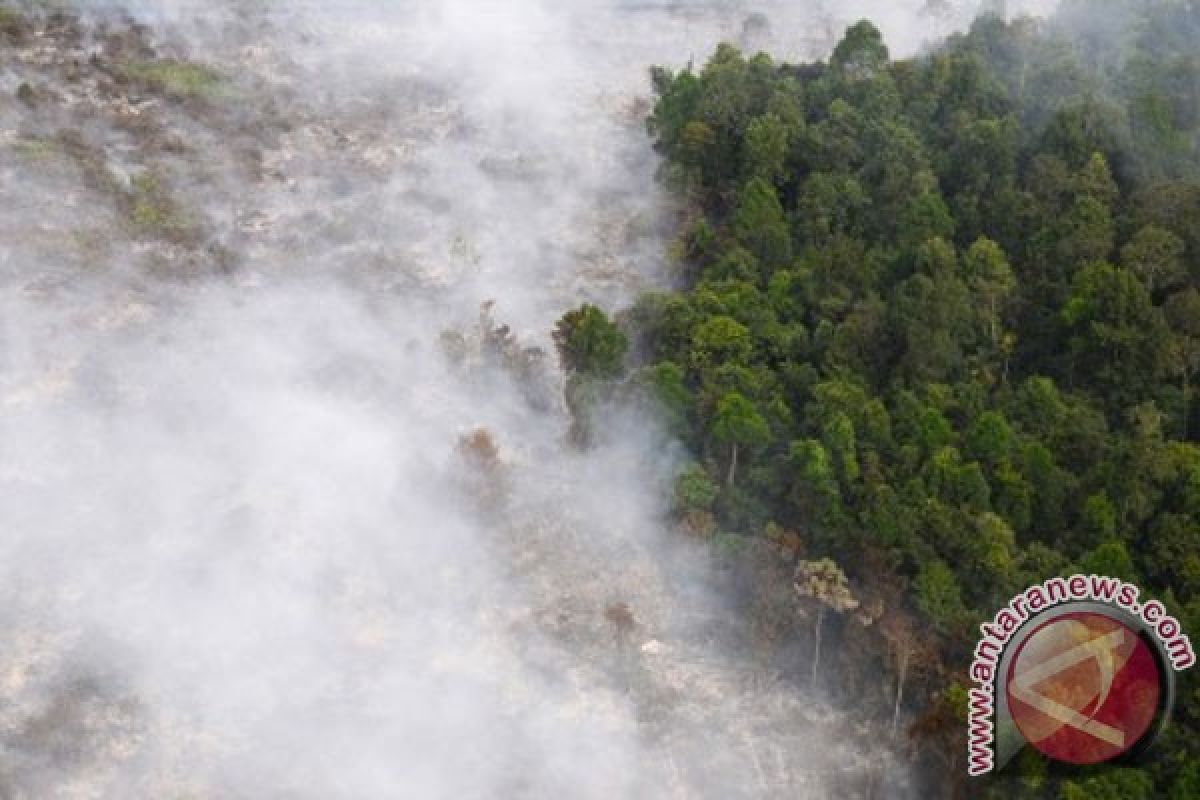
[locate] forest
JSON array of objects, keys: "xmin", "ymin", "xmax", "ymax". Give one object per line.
[
  {"xmin": 3, "ymin": 0, "xmax": 1199, "ymax": 796},
  {"xmin": 555, "ymin": 1, "xmax": 1200, "ymax": 796}
]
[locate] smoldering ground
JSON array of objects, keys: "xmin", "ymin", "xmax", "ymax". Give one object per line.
[{"xmin": 0, "ymin": 1, "xmax": 1053, "ymax": 798}]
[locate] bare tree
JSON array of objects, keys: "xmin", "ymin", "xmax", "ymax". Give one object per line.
[
  {"xmin": 793, "ymin": 559, "xmax": 858, "ymax": 686},
  {"xmin": 878, "ymin": 607, "xmax": 938, "ymax": 739},
  {"xmin": 604, "ymin": 602, "xmax": 636, "ymax": 650}
]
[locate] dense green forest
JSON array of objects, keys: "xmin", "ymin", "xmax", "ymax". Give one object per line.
[{"xmin": 557, "ymin": 2, "xmax": 1200, "ymax": 796}]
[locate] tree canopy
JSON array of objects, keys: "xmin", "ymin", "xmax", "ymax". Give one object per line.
[{"xmin": 626, "ymin": 4, "xmax": 1200, "ymax": 795}]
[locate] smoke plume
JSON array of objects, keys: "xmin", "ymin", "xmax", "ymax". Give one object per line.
[{"xmin": 0, "ymin": 2, "xmax": 1056, "ymax": 797}]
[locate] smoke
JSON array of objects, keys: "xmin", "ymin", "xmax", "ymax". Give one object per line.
[{"xmin": 0, "ymin": 1, "xmax": 1058, "ymax": 797}]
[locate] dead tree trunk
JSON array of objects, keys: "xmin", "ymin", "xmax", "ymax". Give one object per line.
[
  {"xmin": 811, "ymin": 605, "xmax": 825, "ymax": 687},
  {"xmin": 892, "ymin": 647, "xmax": 910, "ymax": 738},
  {"xmin": 726, "ymin": 442, "xmax": 739, "ymax": 488}
]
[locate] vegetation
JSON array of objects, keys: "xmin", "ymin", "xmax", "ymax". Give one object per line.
[
  {"xmin": 121, "ymin": 59, "xmax": 226, "ymax": 103},
  {"xmin": 0, "ymin": 4, "xmax": 27, "ymax": 41},
  {"xmin": 553, "ymin": 304, "xmax": 629, "ymax": 380},
  {"xmin": 554, "ymin": 303, "xmax": 630, "ymax": 445},
  {"xmin": 127, "ymin": 170, "xmax": 201, "ymax": 244},
  {"xmin": 11, "ymin": 135, "xmax": 60, "ymax": 161},
  {"xmin": 557, "ymin": 2, "xmax": 1200, "ymax": 795}
]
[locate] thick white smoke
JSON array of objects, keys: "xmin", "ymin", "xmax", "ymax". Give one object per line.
[{"xmin": 0, "ymin": 1, "xmax": 1057, "ymax": 797}]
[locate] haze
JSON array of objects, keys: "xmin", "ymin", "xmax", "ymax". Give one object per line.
[{"xmin": 0, "ymin": 1, "xmax": 1054, "ymax": 797}]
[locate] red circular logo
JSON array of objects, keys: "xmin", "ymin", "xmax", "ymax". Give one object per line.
[{"xmin": 1005, "ymin": 611, "xmax": 1162, "ymax": 765}]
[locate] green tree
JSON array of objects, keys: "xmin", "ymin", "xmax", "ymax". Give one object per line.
[
  {"xmin": 637, "ymin": 361, "xmax": 692, "ymax": 438},
  {"xmin": 690, "ymin": 315, "xmax": 753, "ymax": 372},
  {"xmin": 965, "ymin": 411, "xmax": 1016, "ymax": 466},
  {"xmin": 964, "ymin": 237, "xmax": 1016, "ymax": 369},
  {"xmin": 1076, "ymin": 151, "xmax": 1119, "ymax": 207},
  {"xmin": 915, "ymin": 559, "xmax": 967, "ymax": 632},
  {"xmin": 1121, "ymin": 225, "xmax": 1187, "ymax": 294},
  {"xmin": 1057, "ymin": 195, "xmax": 1114, "ymax": 266},
  {"xmin": 898, "ymin": 190, "xmax": 956, "ymax": 255},
  {"xmin": 821, "ymin": 411, "xmax": 860, "ymax": 485},
  {"xmin": 743, "ymin": 112, "xmax": 791, "ymax": 183},
  {"xmin": 733, "ymin": 177, "xmax": 793, "ymax": 271},
  {"xmin": 711, "ymin": 391, "xmax": 771, "ymax": 487},
  {"xmin": 1082, "ymin": 492, "xmax": 1118, "ymax": 540},
  {"xmin": 1168, "ymin": 761, "xmax": 1200, "ymax": 800},
  {"xmin": 971, "ymin": 512, "xmax": 1017, "ymax": 598},
  {"xmin": 1061, "ymin": 262, "xmax": 1168, "ymax": 409},
  {"xmin": 831, "ymin": 20, "xmax": 889, "ymax": 79},
  {"xmin": 789, "ymin": 438, "xmax": 843, "ymax": 525},
  {"xmin": 674, "ymin": 464, "xmax": 720, "ymax": 514},
  {"xmin": 794, "ymin": 172, "xmax": 867, "ymax": 245},
  {"xmin": 1165, "ymin": 288, "xmax": 1200, "ymax": 437},
  {"xmin": 893, "ymin": 239, "xmax": 973, "ymax": 383},
  {"xmin": 1081, "ymin": 540, "xmax": 1137, "ymax": 582},
  {"xmin": 553, "ymin": 304, "xmax": 628, "ymax": 379},
  {"xmin": 1059, "ymin": 768, "xmax": 1154, "ymax": 800}
]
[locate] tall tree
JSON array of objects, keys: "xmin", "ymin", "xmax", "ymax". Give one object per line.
[
  {"xmin": 711, "ymin": 391, "xmax": 770, "ymax": 487},
  {"xmin": 1165, "ymin": 288, "xmax": 1200, "ymax": 438},
  {"xmin": 794, "ymin": 558, "xmax": 859, "ymax": 685},
  {"xmin": 1121, "ymin": 225, "xmax": 1188, "ymax": 295},
  {"xmin": 1061, "ymin": 262, "xmax": 1168, "ymax": 409},
  {"xmin": 733, "ymin": 177, "xmax": 793, "ymax": 272}
]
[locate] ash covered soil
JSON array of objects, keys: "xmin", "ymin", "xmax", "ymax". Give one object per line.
[{"xmin": 0, "ymin": 3, "xmax": 926, "ymax": 798}]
